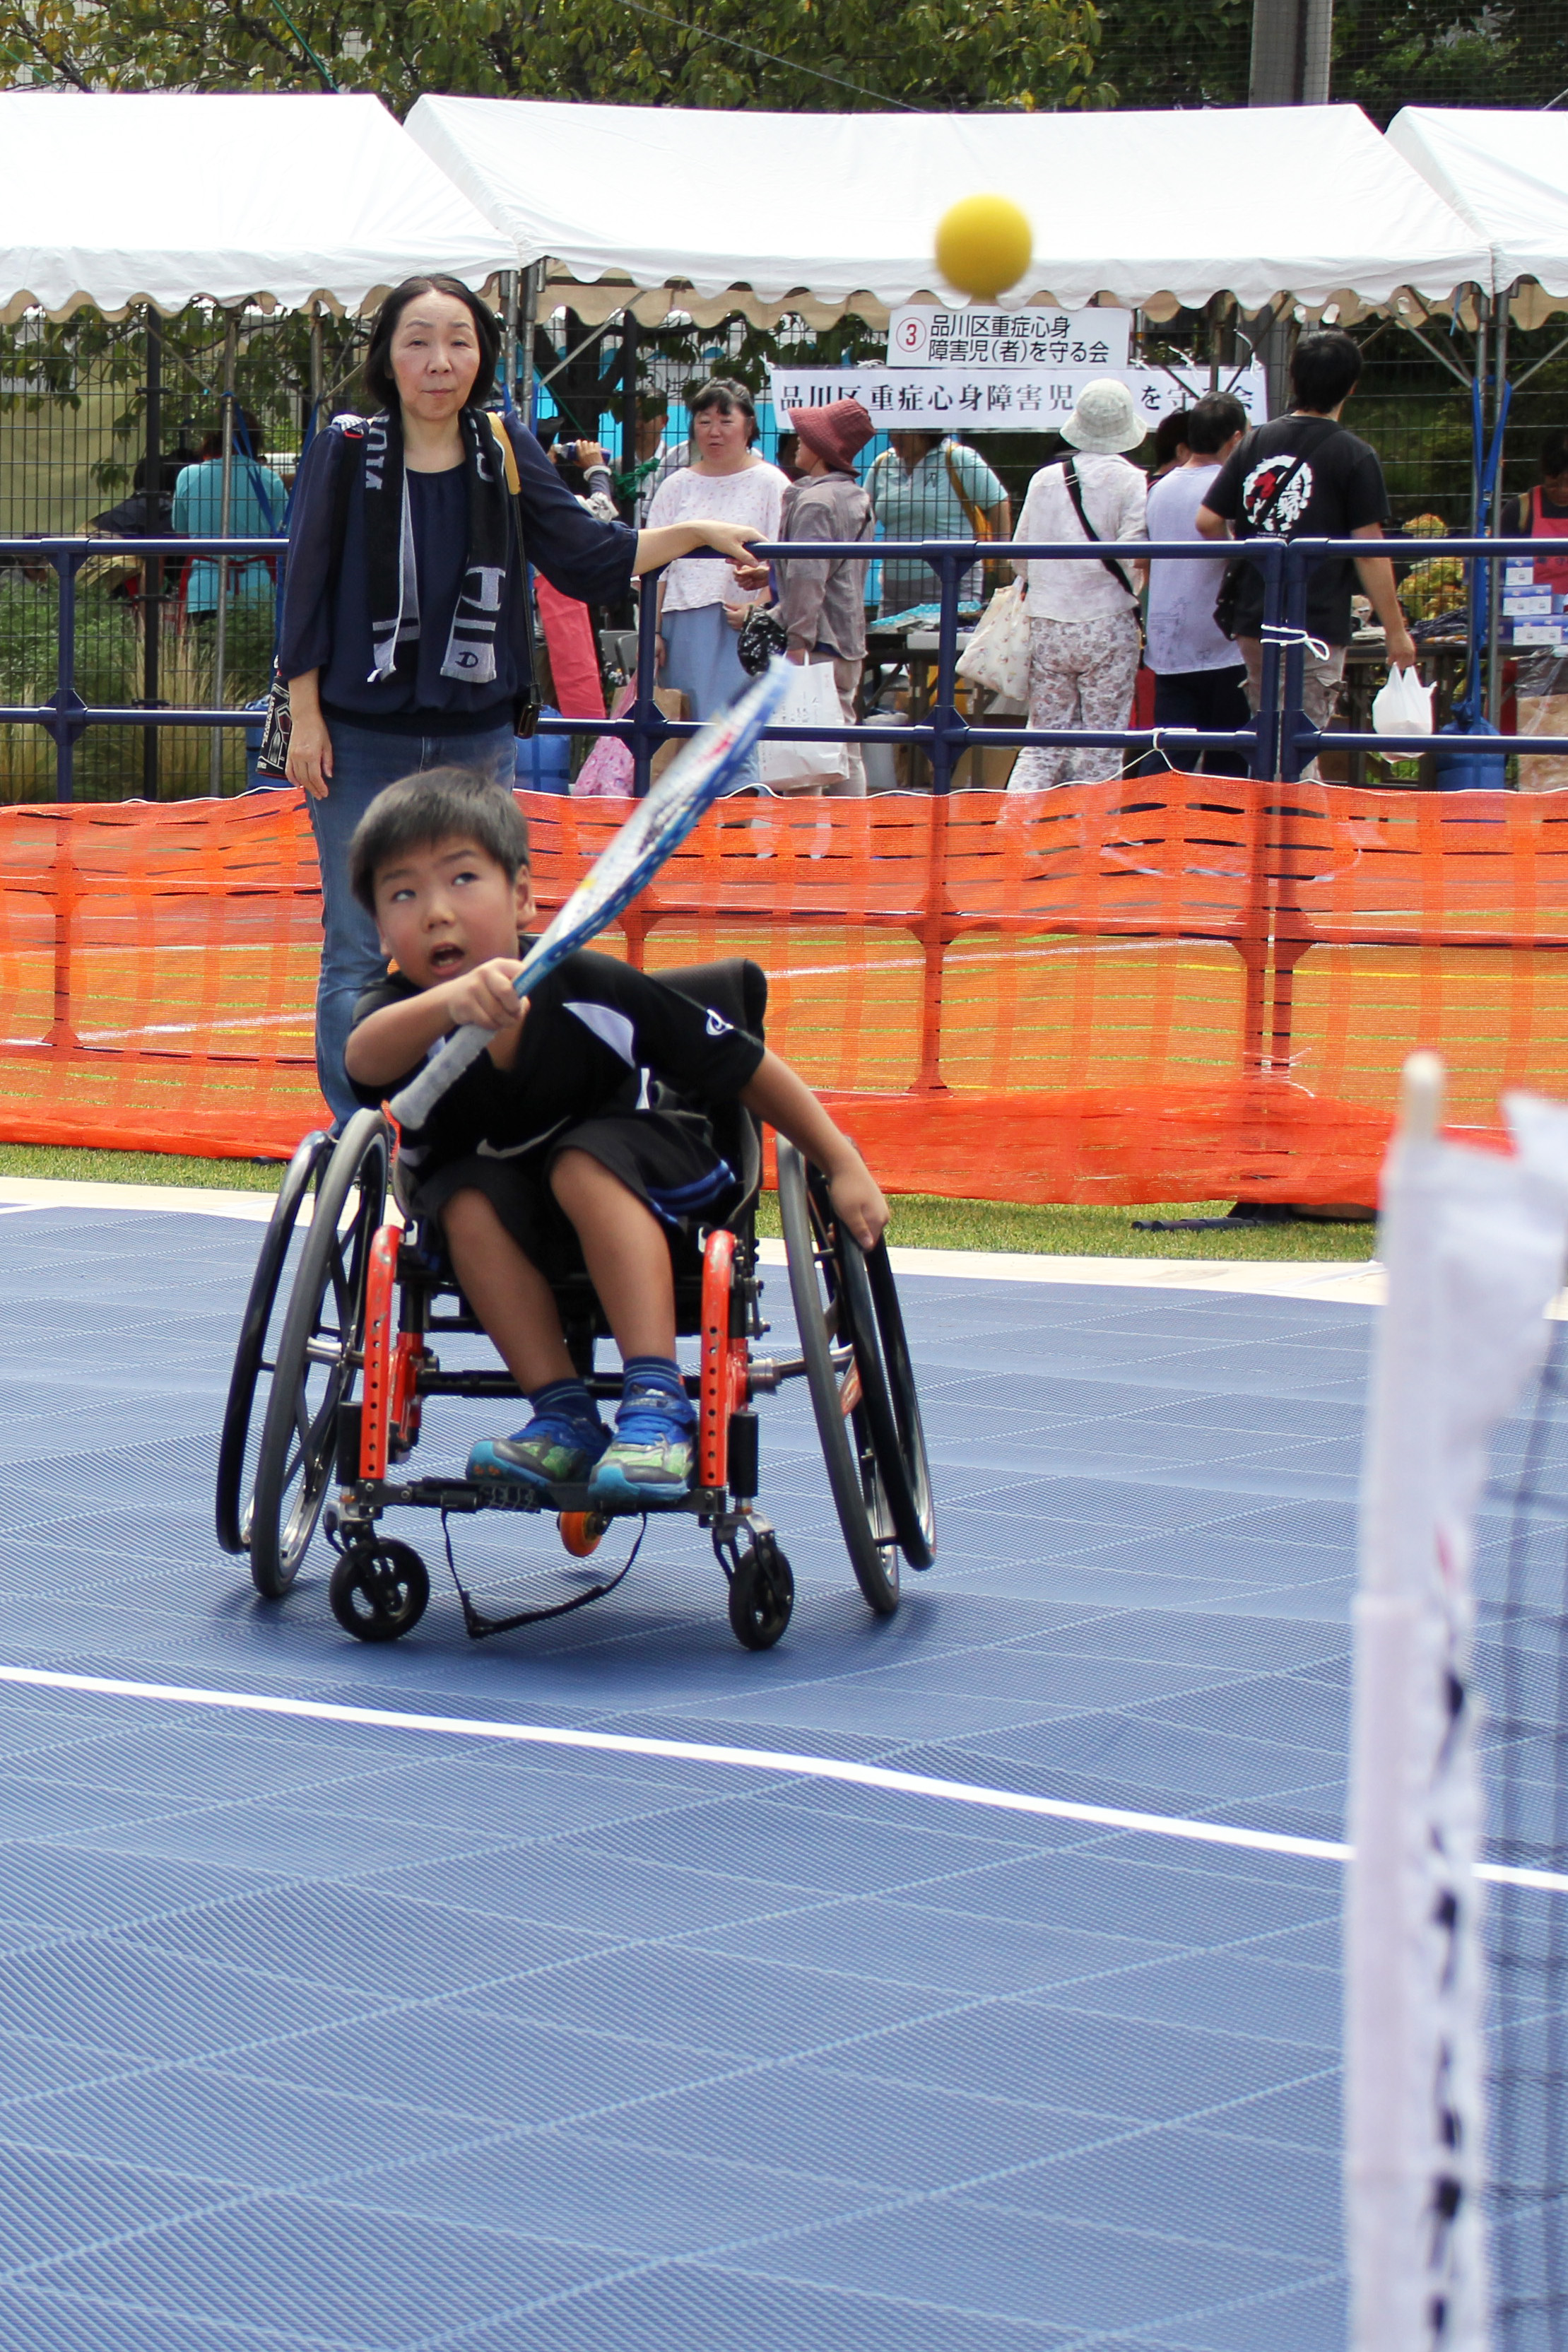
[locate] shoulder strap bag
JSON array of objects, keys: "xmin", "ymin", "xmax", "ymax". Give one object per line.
[
  {"xmin": 943, "ymin": 440, "xmax": 1008, "ymax": 596},
  {"xmin": 1212, "ymin": 420, "xmax": 1340, "ymax": 640},
  {"xmin": 1059, "ymin": 456, "xmax": 1140, "ymax": 606},
  {"xmin": 485, "ymin": 410, "xmax": 543, "ymax": 739},
  {"xmin": 254, "ymin": 418, "xmax": 362, "ymax": 781}
]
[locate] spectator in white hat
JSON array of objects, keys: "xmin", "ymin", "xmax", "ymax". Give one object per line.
[{"xmin": 1009, "ymin": 380, "xmax": 1148, "ymax": 791}]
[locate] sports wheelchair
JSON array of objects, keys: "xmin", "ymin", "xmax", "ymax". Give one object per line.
[{"xmin": 216, "ymin": 959, "xmax": 935, "ymax": 1651}]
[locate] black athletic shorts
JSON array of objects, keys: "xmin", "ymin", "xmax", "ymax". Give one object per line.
[{"xmin": 410, "ymin": 1107, "xmax": 741, "ymax": 1285}]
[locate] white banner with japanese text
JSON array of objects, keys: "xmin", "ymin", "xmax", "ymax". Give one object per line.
[
  {"xmin": 768, "ymin": 365, "xmax": 1269, "ymax": 435},
  {"xmin": 886, "ymin": 305, "xmax": 1131, "ymax": 371}
]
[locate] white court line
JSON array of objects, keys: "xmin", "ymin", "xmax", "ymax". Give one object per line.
[
  {"xmin": 79, "ymin": 1011, "xmax": 308, "ymax": 1045},
  {"xmin": 765, "ymin": 938, "xmax": 1184, "ymax": 982},
  {"xmin": 0, "ymin": 1662, "xmax": 1557, "ymax": 1894},
  {"xmin": 0, "ymin": 1179, "xmax": 1387, "ymax": 1299}
]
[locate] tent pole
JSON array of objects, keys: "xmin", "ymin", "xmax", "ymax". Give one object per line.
[
  {"xmin": 519, "ymin": 264, "xmax": 541, "ymax": 425},
  {"xmin": 620, "ymin": 312, "xmax": 639, "ymax": 517},
  {"xmin": 309, "ymin": 306, "xmax": 324, "ymax": 424},
  {"xmin": 1487, "ymin": 290, "xmax": 1510, "ymax": 729},
  {"xmin": 210, "ymin": 309, "xmax": 237, "ymax": 796},
  {"xmin": 1469, "ymin": 292, "xmax": 1487, "ymax": 543},
  {"xmin": 502, "ymin": 270, "xmax": 519, "ymax": 408},
  {"xmin": 143, "ymin": 303, "xmax": 163, "ymax": 801}
]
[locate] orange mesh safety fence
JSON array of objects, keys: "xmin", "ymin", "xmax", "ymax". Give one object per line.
[{"xmin": 1, "ymin": 781, "xmax": 1566, "ymax": 1202}]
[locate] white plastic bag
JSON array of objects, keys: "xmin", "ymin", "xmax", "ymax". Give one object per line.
[
  {"xmin": 956, "ymin": 580, "xmax": 1031, "ymax": 702},
  {"xmin": 757, "ymin": 659, "xmax": 850, "ymax": 792},
  {"xmin": 1372, "ymin": 664, "xmax": 1434, "ymax": 736}
]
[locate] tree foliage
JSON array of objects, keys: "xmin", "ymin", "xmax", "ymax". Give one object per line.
[
  {"xmin": 1, "ymin": 0, "xmax": 1105, "ymax": 114},
  {"xmin": 1090, "ymin": 0, "xmax": 1568, "ymax": 122},
  {"xmin": 1333, "ymin": 0, "xmax": 1568, "ymax": 123}
]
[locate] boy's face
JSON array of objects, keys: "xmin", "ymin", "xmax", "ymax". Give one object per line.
[{"xmin": 372, "ymin": 835, "xmax": 537, "ymax": 991}]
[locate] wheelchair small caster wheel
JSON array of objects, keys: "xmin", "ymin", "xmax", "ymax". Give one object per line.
[
  {"xmin": 728, "ymin": 1535, "xmax": 794, "ymax": 1651},
  {"xmin": 558, "ymin": 1510, "xmax": 608, "ymax": 1559},
  {"xmin": 329, "ymin": 1539, "xmax": 430, "ymax": 1643}
]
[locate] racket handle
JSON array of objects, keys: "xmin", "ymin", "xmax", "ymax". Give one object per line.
[{"xmin": 388, "ymin": 1021, "xmax": 493, "ymax": 1128}]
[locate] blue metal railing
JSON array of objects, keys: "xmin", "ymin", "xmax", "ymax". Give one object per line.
[{"xmin": 4, "ymin": 531, "xmax": 1567, "ymax": 800}]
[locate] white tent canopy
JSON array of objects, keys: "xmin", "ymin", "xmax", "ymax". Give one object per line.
[
  {"xmin": 408, "ymin": 95, "xmax": 1491, "ymax": 327},
  {"xmin": 1386, "ymin": 108, "xmax": 1568, "ymax": 319},
  {"xmin": 0, "ymin": 91, "xmax": 517, "ymax": 320}
]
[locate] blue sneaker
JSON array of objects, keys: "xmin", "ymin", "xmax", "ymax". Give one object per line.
[
  {"xmin": 468, "ymin": 1411, "xmax": 608, "ymax": 1493},
  {"xmin": 587, "ymin": 1383, "xmax": 695, "ymax": 1510}
]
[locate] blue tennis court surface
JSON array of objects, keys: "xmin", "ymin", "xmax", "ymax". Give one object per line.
[{"xmin": 0, "ymin": 1206, "xmax": 1375, "ymax": 2349}]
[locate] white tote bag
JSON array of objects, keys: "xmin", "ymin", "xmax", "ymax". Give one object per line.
[
  {"xmin": 757, "ymin": 659, "xmax": 851, "ymax": 792},
  {"xmin": 956, "ymin": 580, "xmax": 1032, "ymax": 702}
]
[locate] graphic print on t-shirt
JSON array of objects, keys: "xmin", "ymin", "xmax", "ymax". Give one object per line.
[{"xmin": 1241, "ymin": 455, "xmax": 1314, "ymax": 536}]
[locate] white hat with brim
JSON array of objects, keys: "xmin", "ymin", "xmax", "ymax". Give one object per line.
[{"xmin": 1061, "ymin": 380, "xmax": 1147, "ymax": 455}]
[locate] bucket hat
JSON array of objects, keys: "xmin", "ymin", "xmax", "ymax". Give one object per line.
[
  {"xmin": 1061, "ymin": 380, "xmax": 1147, "ymax": 455},
  {"xmin": 789, "ymin": 396, "xmax": 875, "ymax": 474}
]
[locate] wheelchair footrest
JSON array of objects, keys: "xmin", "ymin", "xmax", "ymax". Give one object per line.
[{"xmin": 348, "ymin": 1476, "xmax": 725, "ymax": 1519}]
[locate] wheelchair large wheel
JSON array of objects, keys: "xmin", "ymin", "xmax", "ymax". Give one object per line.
[
  {"xmin": 249, "ymin": 1109, "xmax": 389, "ymax": 1600},
  {"xmin": 215, "ymin": 1129, "xmax": 334, "ymax": 1556},
  {"xmin": 777, "ymin": 1141, "xmax": 935, "ymax": 1613}
]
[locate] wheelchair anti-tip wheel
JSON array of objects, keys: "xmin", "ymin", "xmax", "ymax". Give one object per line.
[
  {"xmin": 777, "ymin": 1141, "xmax": 936, "ymax": 1616},
  {"xmin": 215, "ymin": 1128, "xmax": 334, "ymax": 1557},
  {"xmin": 248, "ymin": 1108, "xmax": 389, "ymax": 1601},
  {"xmin": 726, "ymin": 1531, "xmax": 794, "ymax": 1651},
  {"xmin": 329, "ymin": 1539, "xmax": 430, "ymax": 1643}
]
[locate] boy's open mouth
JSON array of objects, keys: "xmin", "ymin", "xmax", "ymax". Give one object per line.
[{"xmin": 428, "ymin": 943, "xmax": 466, "ymax": 975}]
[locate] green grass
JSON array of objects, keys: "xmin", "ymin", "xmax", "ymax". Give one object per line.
[
  {"xmin": 0, "ymin": 1143, "xmax": 1377, "ymax": 1260},
  {"xmin": 0, "ymin": 1144, "xmax": 285, "ymax": 1193}
]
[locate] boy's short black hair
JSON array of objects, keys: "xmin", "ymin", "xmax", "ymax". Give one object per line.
[
  {"xmin": 1186, "ymin": 392, "xmax": 1249, "ymax": 456},
  {"xmin": 1540, "ymin": 430, "xmax": 1568, "ymax": 481},
  {"xmin": 349, "ymin": 770, "xmax": 530, "ymax": 915},
  {"xmin": 1290, "ymin": 329, "xmax": 1362, "ymax": 413}
]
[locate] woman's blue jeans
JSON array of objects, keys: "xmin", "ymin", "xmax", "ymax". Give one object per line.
[{"xmin": 307, "ymin": 717, "xmax": 515, "ymax": 1124}]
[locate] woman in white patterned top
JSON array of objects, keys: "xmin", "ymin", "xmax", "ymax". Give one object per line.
[{"xmin": 647, "ymin": 380, "xmax": 789, "ymax": 780}]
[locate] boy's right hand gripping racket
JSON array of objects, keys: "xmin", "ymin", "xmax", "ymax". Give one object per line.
[{"xmin": 389, "ymin": 656, "xmax": 794, "ymax": 1132}]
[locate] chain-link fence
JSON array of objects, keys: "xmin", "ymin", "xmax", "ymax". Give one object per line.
[{"xmin": 0, "ymin": 303, "xmax": 367, "ymax": 799}]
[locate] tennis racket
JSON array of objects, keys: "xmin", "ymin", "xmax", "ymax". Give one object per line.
[{"xmin": 389, "ymin": 655, "xmax": 793, "ymax": 1131}]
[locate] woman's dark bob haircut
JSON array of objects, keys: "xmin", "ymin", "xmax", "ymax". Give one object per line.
[
  {"xmin": 362, "ymin": 277, "xmax": 501, "ymax": 415},
  {"xmin": 350, "ymin": 769, "xmax": 531, "ymax": 915},
  {"xmin": 688, "ymin": 377, "xmax": 760, "ymax": 445}
]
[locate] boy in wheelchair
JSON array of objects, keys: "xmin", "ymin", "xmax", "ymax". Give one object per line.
[{"xmin": 343, "ymin": 769, "xmax": 888, "ymax": 1512}]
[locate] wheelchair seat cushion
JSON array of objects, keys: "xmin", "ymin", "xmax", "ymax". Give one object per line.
[{"xmin": 408, "ymin": 1105, "xmax": 745, "ymax": 1286}]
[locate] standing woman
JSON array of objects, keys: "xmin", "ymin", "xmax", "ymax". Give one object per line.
[
  {"xmin": 647, "ymin": 380, "xmax": 789, "ymax": 751},
  {"xmin": 1009, "ymin": 380, "xmax": 1148, "ymax": 792},
  {"xmin": 278, "ymin": 280, "xmax": 767, "ymax": 1123}
]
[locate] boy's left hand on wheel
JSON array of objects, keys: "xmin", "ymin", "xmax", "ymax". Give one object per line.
[{"xmin": 830, "ymin": 1161, "xmax": 889, "ymax": 1252}]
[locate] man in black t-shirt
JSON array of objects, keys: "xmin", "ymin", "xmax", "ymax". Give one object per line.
[
  {"xmin": 1197, "ymin": 330, "xmax": 1418, "ymax": 777},
  {"xmin": 345, "ymin": 770, "xmax": 888, "ymax": 1512}
]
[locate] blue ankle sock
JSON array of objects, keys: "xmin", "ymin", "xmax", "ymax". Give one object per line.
[
  {"xmin": 526, "ymin": 1377, "xmax": 601, "ymax": 1433},
  {"xmin": 619, "ymin": 1356, "xmax": 693, "ymax": 1430}
]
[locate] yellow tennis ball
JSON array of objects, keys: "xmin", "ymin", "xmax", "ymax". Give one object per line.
[{"xmin": 935, "ymin": 195, "xmax": 1033, "ymax": 302}]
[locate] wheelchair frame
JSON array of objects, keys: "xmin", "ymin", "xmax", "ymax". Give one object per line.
[{"xmin": 216, "ymin": 1102, "xmax": 936, "ymax": 1654}]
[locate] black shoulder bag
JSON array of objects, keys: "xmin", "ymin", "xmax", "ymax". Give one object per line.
[
  {"xmin": 486, "ymin": 410, "xmax": 543, "ymax": 739},
  {"xmin": 255, "ymin": 421, "xmax": 362, "ymax": 780},
  {"xmin": 1212, "ymin": 421, "xmax": 1338, "ymax": 640},
  {"xmin": 1061, "ymin": 456, "xmax": 1142, "ymax": 623}
]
